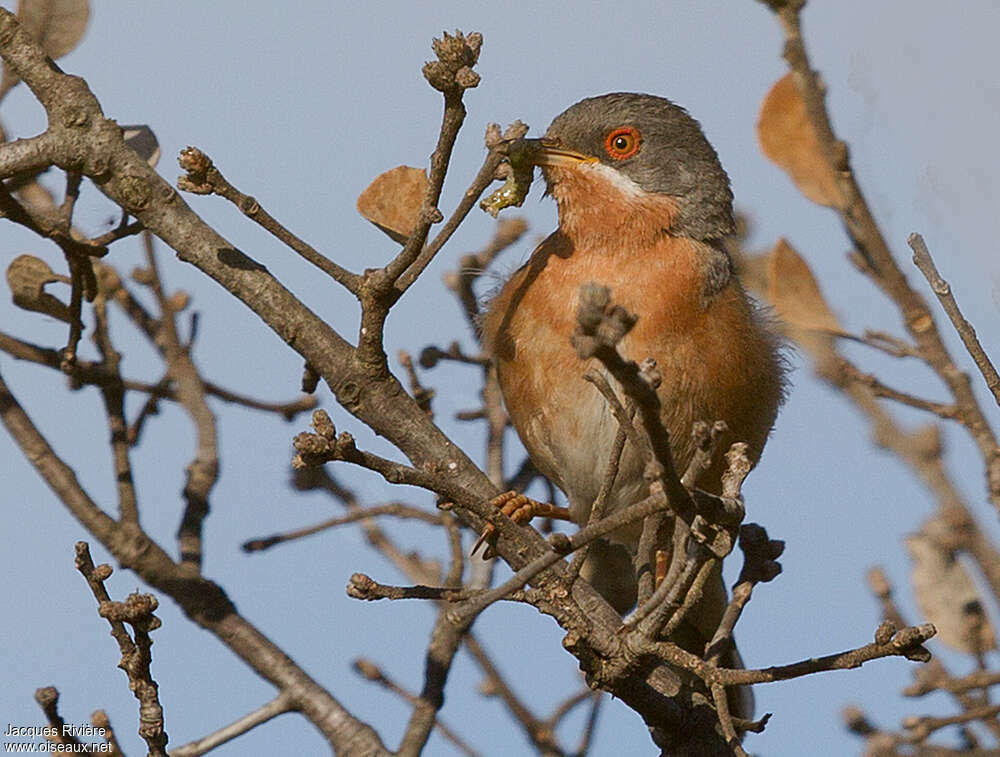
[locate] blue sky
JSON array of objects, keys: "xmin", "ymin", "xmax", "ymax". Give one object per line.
[{"xmin": 2, "ymin": 2, "xmax": 999, "ymax": 755}]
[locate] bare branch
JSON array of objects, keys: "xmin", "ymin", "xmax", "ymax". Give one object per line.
[
  {"xmin": 909, "ymin": 232, "xmax": 1000, "ymax": 409},
  {"xmin": 442, "ymin": 216, "xmax": 528, "ymax": 325},
  {"xmin": 75, "ymin": 542, "xmax": 169, "ymax": 757},
  {"xmin": 243, "ymin": 502, "xmax": 443, "ymax": 553},
  {"xmin": 169, "ymin": 693, "xmax": 295, "ymax": 757},
  {"xmin": 177, "ymin": 146, "xmax": 361, "ymax": 294},
  {"xmin": 33, "ymin": 688, "xmax": 83, "ymax": 747},
  {"xmin": 0, "ymin": 368, "xmax": 389, "ymax": 755},
  {"xmin": 352, "ymin": 660, "xmax": 484, "ymax": 757},
  {"xmin": 767, "ymin": 0, "xmax": 1000, "ymax": 508},
  {"xmin": 141, "ymin": 232, "xmax": 218, "ymax": 570}
]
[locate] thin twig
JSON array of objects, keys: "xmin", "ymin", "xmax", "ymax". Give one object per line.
[
  {"xmin": 33, "ymin": 688, "xmax": 83, "ymax": 747},
  {"xmin": 177, "ymin": 146, "xmax": 361, "ymax": 294},
  {"xmin": 770, "ymin": 0, "xmax": 1000, "ymax": 508},
  {"xmin": 243, "ymin": 503, "xmax": 443, "ymax": 553},
  {"xmin": 75, "ymin": 543, "xmax": 169, "ymax": 757},
  {"xmin": 463, "ymin": 635, "xmax": 564, "ymax": 756},
  {"xmin": 443, "ymin": 216, "xmax": 528, "ymax": 325},
  {"xmin": 142, "ymin": 232, "xmax": 218, "ymax": 571},
  {"xmin": 352, "ymin": 660, "xmax": 485, "ymax": 757},
  {"xmin": 91, "ymin": 285, "xmax": 139, "ymax": 523},
  {"xmin": 0, "ymin": 329, "xmax": 316, "ymax": 420},
  {"xmin": 169, "ymin": 693, "xmax": 296, "ymax": 757},
  {"xmin": 909, "ymin": 232, "xmax": 1000, "ymax": 409},
  {"xmin": 346, "ymin": 573, "xmax": 529, "ymax": 604},
  {"xmin": 841, "ymin": 361, "xmax": 959, "ymax": 419},
  {"xmin": 645, "ymin": 621, "xmax": 935, "ymax": 688}
]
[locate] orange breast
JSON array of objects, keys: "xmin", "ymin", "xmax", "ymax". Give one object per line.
[{"xmin": 482, "ymin": 230, "xmax": 784, "ymax": 535}]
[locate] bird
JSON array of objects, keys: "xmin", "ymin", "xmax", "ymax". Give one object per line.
[{"xmin": 478, "ymin": 93, "xmax": 786, "ymax": 671}]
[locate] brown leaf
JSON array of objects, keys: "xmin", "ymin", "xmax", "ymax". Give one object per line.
[
  {"xmin": 757, "ymin": 73, "xmax": 841, "ymax": 208},
  {"xmin": 356, "ymin": 166, "xmax": 428, "ymax": 244},
  {"xmin": 766, "ymin": 238, "xmax": 840, "ymax": 338},
  {"xmin": 907, "ymin": 518, "xmax": 996, "ymax": 654},
  {"xmin": 7, "ymin": 253, "xmax": 72, "ymax": 322},
  {"xmin": 1, "ymin": 0, "xmax": 90, "ymax": 100}
]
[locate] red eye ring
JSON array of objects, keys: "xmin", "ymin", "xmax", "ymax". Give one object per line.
[{"xmin": 604, "ymin": 127, "xmax": 641, "ymax": 160}]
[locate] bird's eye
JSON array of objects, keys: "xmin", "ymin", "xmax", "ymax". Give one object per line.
[{"xmin": 604, "ymin": 127, "xmax": 641, "ymax": 160}]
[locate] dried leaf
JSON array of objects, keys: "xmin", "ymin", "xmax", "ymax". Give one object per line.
[
  {"xmin": 757, "ymin": 73, "xmax": 841, "ymax": 208},
  {"xmin": 7, "ymin": 253, "xmax": 72, "ymax": 322},
  {"xmin": 766, "ymin": 238, "xmax": 840, "ymax": 339},
  {"xmin": 1, "ymin": 0, "xmax": 90, "ymax": 100},
  {"xmin": 907, "ymin": 518, "xmax": 996, "ymax": 654},
  {"xmin": 356, "ymin": 166, "xmax": 428, "ymax": 244}
]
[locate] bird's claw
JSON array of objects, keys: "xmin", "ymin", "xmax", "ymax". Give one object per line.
[{"xmin": 471, "ymin": 491, "xmax": 574, "ymax": 559}]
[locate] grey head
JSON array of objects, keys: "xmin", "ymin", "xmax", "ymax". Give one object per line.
[{"xmin": 543, "ymin": 92, "xmax": 735, "ymax": 241}]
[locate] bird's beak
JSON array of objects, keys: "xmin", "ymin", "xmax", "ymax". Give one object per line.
[{"xmin": 516, "ymin": 138, "xmax": 598, "ymax": 168}]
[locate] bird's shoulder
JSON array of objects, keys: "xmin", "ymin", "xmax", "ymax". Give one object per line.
[{"xmin": 482, "ymin": 231, "xmax": 729, "ymax": 359}]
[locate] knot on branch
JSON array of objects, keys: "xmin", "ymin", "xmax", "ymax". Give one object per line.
[
  {"xmin": 177, "ymin": 146, "xmax": 214, "ymax": 194},
  {"xmin": 352, "ymin": 658, "xmax": 385, "ymax": 683},
  {"xmin": 346, "ymin": 572, "xmax": 379, "ymax": 600},
  {"xmin": 572, "ymin": 282, "xmax": 637, "ymax": 359},
  {"xmin": 484, "ymin": 120, "xmax": 530, "ymax": 150},
  {"xmin": 292, "ymin": 409, "xmax": 358, "ymax": 468},
  {"xmin": 889, "ymin": 623, "xmax": 936, "ymax": 662},
  {"xmin": 423, "ymin": 30, "xmax": 482, "ymax": 93},
  {"xmin": 98, "ymin": 591, "xmax": 162, "ymax": 633}
]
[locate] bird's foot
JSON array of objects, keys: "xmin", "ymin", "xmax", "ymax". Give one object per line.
[{"xmin": 471, "ymin": 490, "xmax": 572, "ymax": 559}]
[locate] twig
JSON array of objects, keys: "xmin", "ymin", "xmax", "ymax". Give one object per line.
[
  {"xmin": 705, "ymin": 524, "xmax": 783, "ymax": 665},
  {"xmin": 567, "ymin": 403, "xmax": 630, "ymax": 583},
  {"xmin": 448, "ymin": 484, "xmax": 684, "ymax": 626},
  {"xmin": 905, "ymin": 668, "xmax": 1000, "ymax": 698},
  {"xmin": 291, "ymin": 467, "xmax": 446, "ymax": 585},
  {"xmin": 646, "ymin": 621, "xmax": 935, "ymax": 688},
  {"xmin": 569, "ymin": 693, "xmax": 603, "ymax": 757},
  {"xmin": 91, "ymin": 285, "xmax": 139, "ymax": 523},
  {"xmin": 710, "ymin": 682, "xmax": 748, "ymax": 757},
  {"xmin": 909, "ymin": 232, "xmax": 1000, "ymax": 409},
  {"xmin": 346, "ymin": 573, "xmax": 529, "ymax": 604},
  {"xmin": 0, "ymin": 329, "xmax": 316, "ymax": 421},
  {"xmin": 90, "ymin": 711, "xmax": 124, "ymax": 757},
  {"xmin": 293, "ymin": 410, "xmax": 488, "ymax": 509},
  {"xmin": 419, "ymin": 342, "xmax": 490, "ymax": 368},
  {"xmin": 442, "ymin": 215, "xmax": 528, "ymax": 325},
  {"xmin": 243, "ymin": 502, "xmax": 443, "ymax": 553},
  {"xmin": 57, "ymin": 171, "xmax": 82, "ymax": 230},
  {"xmin": 60, "ymin": 253, "xmax": 87, "ymax": 371},
  {"xmin": 88, "ymin": 219, "xmax": 144, "ymax": 248},
  {"xmin": 841, "ymin": 361, "xmax": 958, "ymax": 419},
  {"xmin": 463, "ymin": 635, "xmax": 565, "ymax": 756},
  {"xmin": 384, "ymin": 31, "xmax": 483, "ymax": 289},
  {"xmin": 830, "ymin": 328, "xmax": 921, "ymax": 359},
  {"xmin": 74, "ymin": 542, "xmax": 169, "ymax": 757},
  {"xmin": 572, "ymin": 284, "xmax": 699, "ymax": 527},
  {"xmin": 399, "ymin": 349, "xmax": 435, "ymax": 417},
  {"xmin": 169, "ymin": 693, "xmax": 295, "ymax": 757},
  {"xmin": 142, "ymin": 232, "xmax": 218, "ymax": 570},
  {"xmin": 903, "ymin": 702, "xmax": 1000, "ymax": 742},
  {"xmin": 867, "ymin": 568, "xmax": 1000, "ymax": 741},
  {"xmin": 768, "ymin": 0, "xmax": 1000, "ymax": 508},
  {"xmin": 394, "ymin": 144, "xmax": 509, "ymax": 294},
  {"xmin": 648, "ymin": 554, "xmax": 718, "ymax": 640},
  {"xmin": 33, "ymin": 687, "xmax": 83, "ymax": 746},
  {"xmin": 352, "ymin": 660, "xmax": 485, "ymax": 757},
  {"xmin": 177, "ymin": 146, "xmax": 361, "ymax": 294},
  {"xmin": 357, "ymin": 32, "xmax": 484, "ymax": 377}
]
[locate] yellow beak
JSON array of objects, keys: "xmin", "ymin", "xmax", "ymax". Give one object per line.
[{"xmin": 513, "ymin": 138, "xmax": 598, "ymax": 168}]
